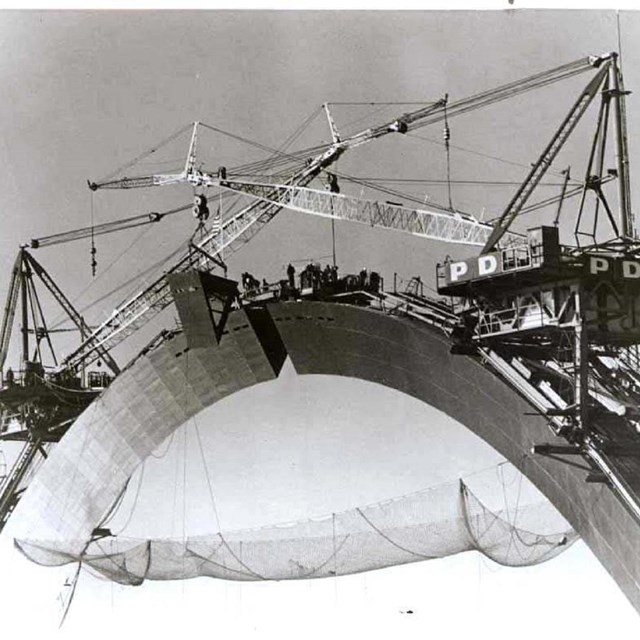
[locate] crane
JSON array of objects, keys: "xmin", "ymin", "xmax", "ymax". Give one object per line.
[
  {"xmin": 481, "ymin": 58, "xmax": 612, "ymax": 252},
  {"xmin": 64, "ymin": 98, "xmax": 453, "ymax": 372},
  {"xmin": 62, "ymin": 54, "xmax": 609, "ymax": 374},
  {"xmin": 28, "ymin": 203, "xmax": 192, "ymax": 250},
  {"xmin": 0, "ymin": 53, "xmax": 625, "ymax": 536}
]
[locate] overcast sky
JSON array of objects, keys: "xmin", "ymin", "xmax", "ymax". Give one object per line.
[{"xmin": 1, "ymin": 7, "xmax": 640, "ymax": 639}]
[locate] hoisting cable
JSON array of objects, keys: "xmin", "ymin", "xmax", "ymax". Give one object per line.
[
  {"xmin": 325, "ymin": 168, "xmax": 340, "ymax": 267},
  {"xmin": 443, "ymin": 94, "xmax": 454, "ymax": 211},
  {"xmin": 330, "ymin": 103, "xmax": 391, "ymax": 136},
  {"xmin": 336, "ymin": 177, "xmax": 579, "ymax": 187},
  {"xmin": 48, "ymin": 224, "xmax": 187, "ymax": 331},
  {"xmin": 30, "ymin": 203, "xmax": 192, "ymax": 249},
  {"xmin": 407, "ymin": 131, "xmax": 571, "ymax": 179},
  {"xmin": 275, "ymin": 105, "xmax": 325, "ymax": 154},
  {"xmin": 206, "ymin": 108, "xmax": 326, "ymax": 229},
  {"xmin": 217, "ymin": 189, "xmax": 225, "ymax": 271},
  {"xmin": 200, "ymin": 122, "xmax": 324, "ymax": 169},
  {"xmin": 232, "ymin": 60, "xmax": 596, "ymax": 176},
  {"xmin": 90, "ymin": 193, "xmax": 97, "ymax": 277},
  {"xmin": 516, "ymin": 175, "xmax": 615, "ymax": 219},
  {"xmin": 554, "ymin": 167, "xmax": 571, "ymax": 226},
  {"xmin": 334, "ymin": 171, "xmax": 460, "ymax": 215},
  {"xmin": 227, "ymin": 142, "xmax": 329, "ymax": 176},
  {"xmin": 94, "ymin": 122, "xmax": 194, "ymax": 186},
  {"xmin": 409, "ymin": 56, "xmax": 601, "ymax": 134}
]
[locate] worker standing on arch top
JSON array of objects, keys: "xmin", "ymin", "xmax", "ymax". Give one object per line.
[
  {"xmin": 287, "ymin": 263, "xmax": 295, "ymax": 289},
  {"xmin": 359, "ymin": 268, "xmax": 368, "ymax": 289}
]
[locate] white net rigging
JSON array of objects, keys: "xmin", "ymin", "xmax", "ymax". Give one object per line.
[{"xmin": 16, "ymin": 471, "xmax": 576, "ymax": 586}]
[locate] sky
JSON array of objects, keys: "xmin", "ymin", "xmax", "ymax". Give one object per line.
[{"xmin": 1, "ymin": 6, "xmax": 640, "ymax": 640}]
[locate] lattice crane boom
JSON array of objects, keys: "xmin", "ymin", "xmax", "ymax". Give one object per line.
[
  {"xmin": 0, "ymin": 254, "xmax": 22, "ymax": 372},
  {"xmin": 64, "ymin": 100, "xmax": 449, "ymax": 372},
  {"xmin": 482, "ymin": 58, "xmax": 613, "ymax": 253},
  {"xmin": 67, "ymin": 54, "xmax": 613, "ymax": 373},
  {"xmin": 28, "ymin": 205, "xmax": 192, "ymax": 250},
  {"xmin": 212, "ymin": 180, "xmax": 499, "ymax": 247},
  {"xmin": 89, "ymin": 54, "xmax": 607, "ymax": 194}
]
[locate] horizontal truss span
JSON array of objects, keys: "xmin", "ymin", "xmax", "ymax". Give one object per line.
[{"xmin": 221, "ymin": 181, "xmax": 493, "ymax": 246}]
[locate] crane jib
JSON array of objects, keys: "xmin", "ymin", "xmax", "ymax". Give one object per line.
[
  {"xmin": 64, "ymin": 55, "xmax": 613, "ymax": 373},
  {"xmin": 482, "ymin": 60, "xmax": 612, "ymax": 253}
]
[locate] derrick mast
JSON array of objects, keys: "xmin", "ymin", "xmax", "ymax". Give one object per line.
[
  {"xmin": 437, "ymin": 52, "xmax": 639, "ymax": 451},
  {"xmin": 0, "ymin": 250, "xmax": 117, "ymax": 531}
]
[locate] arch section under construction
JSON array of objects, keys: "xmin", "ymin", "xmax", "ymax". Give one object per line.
[{"xmin": 8, "ymin": 300, "xmax": 640, "ymax": 613}]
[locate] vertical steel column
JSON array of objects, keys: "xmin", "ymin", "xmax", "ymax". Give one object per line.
[
  {"xmin": 610, "ymin": 53, "xmax": 633, "ymax": 238},
  {"xmin": 19, "ymin": 251, "xmax": 28, "ymax": 365},
  {"xmin": 574, "ymin": 290, "xmax": 590, "ymax": 437}
]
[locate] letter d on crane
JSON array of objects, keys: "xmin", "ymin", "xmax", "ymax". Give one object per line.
[
  {"xmin": 478, "ymin": 255, "xmax": 498, "ymax": 276},
  {"xmin": 449, "ymin": 261, "xmax": 468, "ymax": 282},
  {"xmin": 623, "ymin": 260, "xmax": 640, "ymax": 279}
]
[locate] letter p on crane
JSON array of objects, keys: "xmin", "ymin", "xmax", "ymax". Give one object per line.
[
  {"xmin": 449, "ymin": 261, "xmax": 468, "ymax": 282},
  {"xmin": 590, "ymin": 256, "xmax": 610, "ymax": 276}
]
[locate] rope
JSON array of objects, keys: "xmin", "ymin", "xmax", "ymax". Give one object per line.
[
  {"xmin": 48, "ymin": 226, "xmax": 152, "ymax": 330},
  {"xmin": 278, "ymin": 105, "xmax": 324, "ymax": 152},
  {"xmin": 110, "ymin": 462, "xmax": 147, "ymax": 536},
  {"xmin": 90, "ymin": 192, "xmax": 97, "ymax": 277},
  {"xmin": 58, "ymin": 561, "xmax": 82, "ymax": 628},
  {"xmin": 355, "ymin": 507, "xmax": 436, "ymax": 560},
  {"xmin": 149, "ymin": 430, "xmax": 176, "ymax": 459},
  {"xmin": 200, "ymin": 122, "xmax": 316, "ymax": 168},
  {"xmin": 193, "ymin": 415, "xmax": 265, "ymax": 580},
  {"xmin": 49, "ymin": 227, "xmax": 188, "ymax": 331},
  {"xmin": 408, "ymin": 131, "xmax": 570, "ymax": 179},
  {"xmin": 502, "ymin": 465, "xmax": 524, "ymax": 562},
  {"xmin": 33, "ymin": 372, "xmax": 96, "ymax": 395},
  {"xmin": 331, "ymin": 177, "xmax": 577, "ymax": 187},
  {"xmin": 335, "ymin": 103, "xmax": 390, "ymax": 135},
  {"xmin": 337, "ymin": 172, "xmax": 458, "ymax": 214},
  {"xmin": 443, "ymin": 95, "xmax": 454, "ymax": 211},
  {"xmin": 95, "ymin": 122, "xmax": 193, "ymax": 185},
  {"xmin": 410, "ymin": 59, "xmax": 593, "ymax": 135},
  {"xmin": 330, "ymin": 101, "xmax": 438, "ymax": 106}
]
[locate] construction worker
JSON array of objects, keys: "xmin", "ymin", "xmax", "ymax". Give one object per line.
[
  {"xmin": 359, "ymin": 268, "xmax": 368, "ymax": 289},
  {"xmin": 287, "ymin": 263, "xmax": 295, "ymax": 289}
]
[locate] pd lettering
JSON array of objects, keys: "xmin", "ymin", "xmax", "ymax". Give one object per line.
[
  {"xmin": 478, "ymin": 255, "xmax": 498, "ymax": 276},
  {"xmin": 589, "ymin": 257, "xmax": 610, "ymax": 275},
  {"xmin": 588, "ymin": 255, "xmax": 640, "ymax": 280},
  {"xmin": 449, "ymin": 261, "xmax": 468, "ymax": 282},
  {"xmin": 623, "ymin": 261, "xmax": 640, "ymax": 279}
]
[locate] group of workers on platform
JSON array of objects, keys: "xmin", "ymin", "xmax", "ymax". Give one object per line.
[
  {"xmin": 240, "ymin": 262, "xmax": 382, "ymax": 301},
  {"xmin": 1, "ymin": 361, "xmax": 111, "ymax": 394}
]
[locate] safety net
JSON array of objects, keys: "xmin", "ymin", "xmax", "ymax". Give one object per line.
[{"xmin": 15, "ymin": 475, "xmax": 576, "ymax": 586}]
